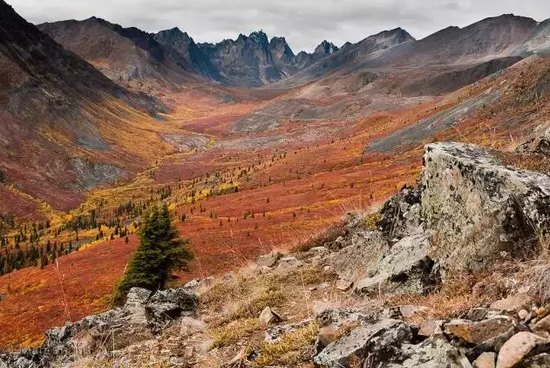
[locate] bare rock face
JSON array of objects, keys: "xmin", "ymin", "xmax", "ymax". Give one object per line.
[
  {"xmin": 421, "ymin": 142, "xmax": 550, "ymax": 274},
  {"xmin": 328, "ymin": 230, "xmax": 389, "ymax": 283},
  {"xmin": 354, "ymin": 232, "xmax": 437, "ymax": 296}
]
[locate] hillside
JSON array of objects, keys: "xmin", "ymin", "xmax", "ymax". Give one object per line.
[
  {"xmin": 38, "ymin": 18, "xmax": 204, "ymax": 90},
  {"xmin": 0, "ymin": 0, "xmax": 176, "ymax": 212},
  {"xmin": 5, "ymin": 1, "xmax": 550, "ymax": 363},
  {"xmin": 6, "ymin": 141, "xmax": 550, "ymax": 367}
]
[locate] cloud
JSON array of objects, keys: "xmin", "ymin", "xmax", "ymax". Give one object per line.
[{"xmin": 7, "ymin": 0, "xmax": 550, "ymax": 53}]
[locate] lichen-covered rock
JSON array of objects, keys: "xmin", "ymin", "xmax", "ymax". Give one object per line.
[
  {"xmin": 516, "ymin": 125, "xmax": 550, "ymax": 156},
  {"xmin": 378, "ymin": 184, "xmax": 423, "ymax": 240},
  {"xmin": 444, "ymin": 317, "xmax": 516, "ymax": 345},
  {"xmin": 421, "ymin": 142, "xmax": 550, "ymax": 273},
  {"xmin": 387, "ymin": 336, "xmax": 473, "ymax": 368},
  {"xmin": 313, "ymin": 319, "xmax": 411, "ymax": 368},
  {"xmin": 328, "ymin": 230, "xmax": 389, "ymax": 283},
  {"xmin": 146, "ymin": 287, "xmax": 198, "ymax": 326},
  {"xmin": 354, "ymin": 232, "xmax": 437, "ymax": 295}
]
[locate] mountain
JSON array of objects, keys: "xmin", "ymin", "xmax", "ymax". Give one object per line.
[
  {"xmin": 294, "ymin": 40, "xmax": 340, "ymax": 69},
  {"xmin": 38, "ymin": 18, "xmax": 202, "ymax": 90},
  {"xmin": 0, "ymin": 1, "xmax": 170, "ymax": 209},
  {"xmin": 197, "ymin": 31, "xmax": 286, "ymax": 86},
  {"xmin": 276, "ymin": 28, "xmax": 415, "ymax": 87},
  {"xmin": 153, "ymin": 27, "xmax": 221, "ymax": 81}
]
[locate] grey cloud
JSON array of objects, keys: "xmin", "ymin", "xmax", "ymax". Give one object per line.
[{"xmin": 8, "ymin": 0, "xmax": 550, "ymax": 53}]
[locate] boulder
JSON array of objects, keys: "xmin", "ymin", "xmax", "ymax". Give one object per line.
[
  {"xmin": 388, "ymin": 336, "xmax": 473, "ymax": 368},
  {"xmin": 532, "ymin": 314, "xmax": 550, "ymax": 339},
  {"xmin": 313, "ymin": 319, "xmax": 411, "ymax": 368},
  {"xmin": 124, "ymin": 287, "xmax": 152, "ymax": 325},
  {"xmin": 354, "ymin": 232, "xmax": 437, "ymax": 296},
  {"xmin": 146, "ymin": 288, "xmax": 198, "ymax": 323},
  {"xmin": 259, "ymin": 307, "xmax": 283, "ymax": 326},
  {"xmin": 496, "ymin": 332, "xmax": 550, "ymax": 368},
  {"xmin": 491, "ymin": 294, "xmax": 533, "ymax": 313},
  {"xmin": 473, "ymin": 352, "xmax": 496, "ymax": 368},
  {"xmin": 421, "ymin": 142, "xmax": 550, "ymax": 273},
  {"xmin": 444, "ymin": 317, "xmax": 516, "ymax": 345},
  {"xmin": 329, "ymin": 231, "xmax": 389, "ymax": 283}
]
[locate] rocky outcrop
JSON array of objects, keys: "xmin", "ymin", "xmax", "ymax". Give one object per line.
[
  {"xmin": 422, "ymin": 142, "xmax": 550, "ymax": 274},
  {"xmin": 0, "ymin": 287, "xmax": 197, "ymax": 367}
]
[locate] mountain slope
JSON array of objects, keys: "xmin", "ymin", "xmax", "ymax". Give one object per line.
[
  {"xmin": 153, "ymin": 27, "xmax": 221, "ymax": 82},
  {"xmin": 0, "ymin": 1, "xmax": 172, "ymax": 210},
  {"xmin": 38, "ymin": 18, "xmax": 202, "ymax": 90}
]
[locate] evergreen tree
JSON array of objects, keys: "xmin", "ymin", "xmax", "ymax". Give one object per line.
[{"xmin": 113, "ymin": 204, "xmax": 193, "ymax": 304}]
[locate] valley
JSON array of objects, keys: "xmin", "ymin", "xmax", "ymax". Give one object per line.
[{"xmin": 2, "ymin": 0, "xmax": 550, "ymax": 355}]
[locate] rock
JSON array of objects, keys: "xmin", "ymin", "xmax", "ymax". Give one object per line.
[
  {"xmin": 314, "ymin": 306, "xmax": 379, "ymax": 327},
  {"xmin": 377, "ymin": 184, "xmax": 423, "ymax": 240},
  {"xmin": 313, "ymin": 319, "xmax": 412, "ymax": 368},
  {"xmin": 532, "ymin": 314, "xmax": 550, "ymax": 339},
  {"xmin": 124, "ymin": 287, "xmax": 152, "ymax": 325},
  {"xmin": 354, "ymin": 232, "xmax": 437, "ymax": 296},
  {"xmin": 389, "ymin": 336, "xmax": 473, "ymax": 368},
  {"xmin": 419, "ymin": 319, "xmax": 444, "ymax": 337},
  {"xmin": 516, "ymin": 125, "xmax": 550, "ymax": 156},
  {"xmin": 473, "ymin": 352, "xmax": 496, "ymax": 368},
  {"xmin": 399, "ymin": 305, "xmax": 429, "ymax": 318},
  {"xmin": 422, "ymin": 143, "xmax": 550, "ymax": 273},
  {"xmin": 335, "ymin": 279, "xmax": 353, "ymax": 291},
  {"xmin": 519, "ymin": 310, "xmax": 530, "ymax": 321},
  {"xmin": 444, "ymin": 317, "xmax": 516, "ymax": 345},
  {"xmin": 491, "ymin": 294, "xmax": 533, "ymax": 313},
  {"xmin": 467, "ymin": 324, "xmax": 528, "ymax": 362},
  {"xmin": 259, "ymin": 307, "xmax": 283, "ymax": 326},
  {"xmin": 184, "ymin": 279, "xmax": 200, "ymax": 289},
  {"xmin": 275, "ymin": 256, "xmax": 301, "ymax": 272},
  {"xmin": 521, "ymin": 353, "xmax": 550, "ymax": 367},
  {"xmin": 328, "ymin": 231, "xmax": 390, "ymax": 283},
  {"xmin": 496, "ymin": 332, "xmax": 550, "ymax": 368},
  {"xmin": 179, "ymin": 317, "xmax": 207, "ymax": 337},
  {"xmin": 257, "ymin": 251, "xmax": 282, "ymax": 268},
  {"xmin": 467, "ymin": 308, "xmax": 490, "ymax": 322},
  {"xmin": 265, "ymin": 320, "xmax": 312, "ymax": 343},
  {"xmin": 146, "ymin": 288, "xmax": 198, "ymax": 323}
]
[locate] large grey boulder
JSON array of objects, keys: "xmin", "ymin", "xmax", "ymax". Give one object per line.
[
  {"xmin": 146, "ymin": 288, "xmax": 198, "ymax": 327},
  {"xmin": 328, "ymin": 230, "xmax": 390, "ymax": 283},
  {"xmin": 313, "ymin": 319, "xmax": 411, "ymax": 368},
  {"xmin": 354, "ymin": 232, "xmax": 437, "ymax": 295},
  {"xmin": 421, "ymin": 142, "xmax": 550, "ymax": 273}
]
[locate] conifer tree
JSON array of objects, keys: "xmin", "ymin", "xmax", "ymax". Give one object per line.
[{"xmin": 114, "ymin": 204, "xmax": 193, "ymax": 304}]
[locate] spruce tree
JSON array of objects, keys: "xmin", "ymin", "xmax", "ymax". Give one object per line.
[{"xmin": 114, "ymin": 204, "xmax": 193, "ymax": 304}]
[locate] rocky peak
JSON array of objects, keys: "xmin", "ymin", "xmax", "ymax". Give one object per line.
[{"xmin": 314, "ymin": 40, "xmax": 339, "ymax": 55}]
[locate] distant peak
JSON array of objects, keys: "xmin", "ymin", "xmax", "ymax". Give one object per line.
[
  {"xmin": 249, "ymin": 30, "xmax": 269, "ymax": 44},
  {"xmin": 314, "ymin": 40, "xmax": 339, "ymax": 55}
]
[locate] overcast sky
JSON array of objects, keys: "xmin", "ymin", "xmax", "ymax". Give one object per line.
[{"xmin": 8, "ymin": 0, "xmax": 550, "ymax": 53}]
